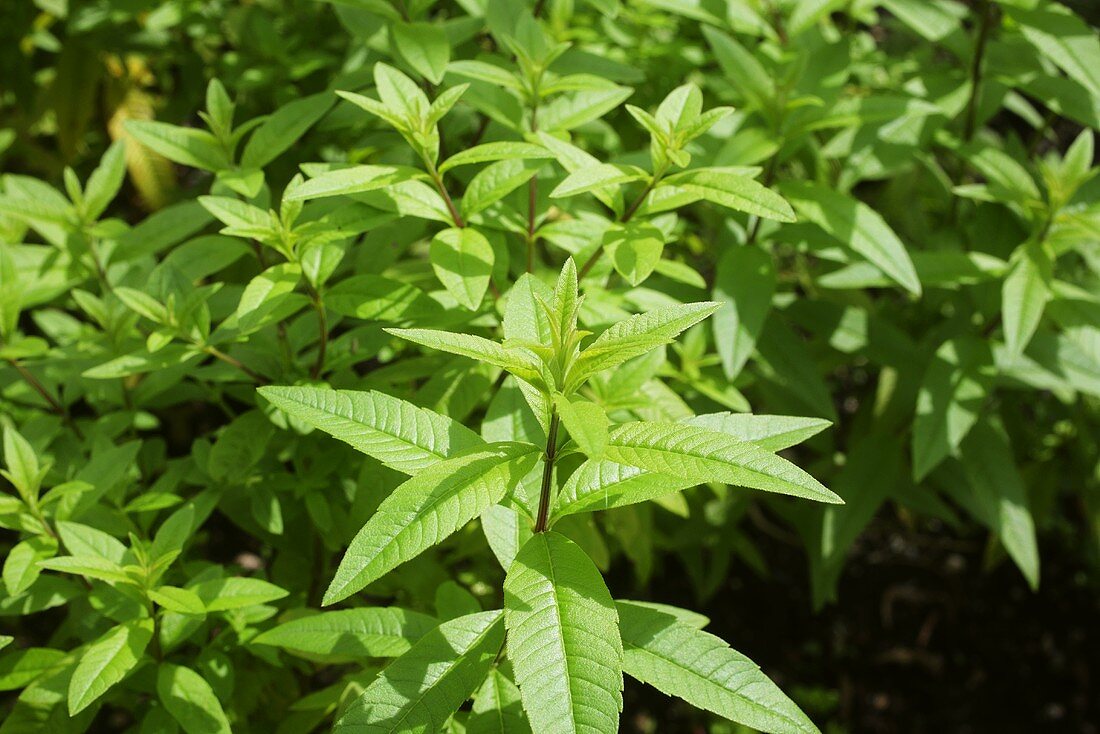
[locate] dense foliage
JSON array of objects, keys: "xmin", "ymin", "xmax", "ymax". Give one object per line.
[{"xmin": 1, "ymin": 0, "xmax": 1098, "ymax": 732}]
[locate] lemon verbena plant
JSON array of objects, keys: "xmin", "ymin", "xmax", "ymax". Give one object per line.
[{"xmin": 3, "ymin": 0, "xmax": 1100, "ymax": 732}]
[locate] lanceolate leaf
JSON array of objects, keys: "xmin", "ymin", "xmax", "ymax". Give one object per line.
[
  {"xmin": 285, "ymin": 165, "xmax": 424, "ymax": 201},
  {"xmin": 68, "ymin": 618, "xmax": 154, "ymax": 715},
  {"xmin": 324, "ymin": 444, "xmax": 540, "ymax": 604},
  {"xmin": 1001, "ymin": 242, "xmax": 1052, "ymax": 357},
  {"xmin": 681, "ymin": 413, "xmax": 832, "ymax": 452},
  {"xmin": 252, "ymin": 607, "xmax": 438, "ymax": 659},
  {"xmin": 617, "ymin": 601, "xmax": 819, "ymax": 734},
  {"xmin": 912, "ymin": 338, "xmax": 994, "ymax": 481},
  {"xmin": 554, "ymin": 414, "xmax": 832, "ymax": 518},
  {"xmin": 157, "ymin": 663, "xmax": 232, "ymax": 734},
  {"xmin": 258, "ymin": 386, "xmax": 484, "ymax": 474},
  {"xmin": 605, "ymin": 422, "xmax": 841, "ymax": 503},
  {"xmin": 504, "ymin": 532, "xmax": 624, "ymax": 734},
  {"xmin": 125, "ymin": 120, "xmax": 231, "ymax": 172},
  {"xmin": 468, "ymin": 668, "xmax": 531, "ymax": 734},
  {"xmin": 554, "ymin": 460, "xmax": 693, "ymax": 518},
  {"xmin": 333, "ymin": 610, "xmax": 505, "ymax": 733},
  {"xmin": 663, "ymin": 168, "xmax": 795, "ymax": 221},
  {"xmin": 386, "ymin": 328, "xmax": 544, "ymax": 385},
  {"xmin": 190, "ymin": 577, "xmax": 289, "ymax": 611},
  {"xmin": 781, "ymin": 181, "xmax": 921, "ymax": 295},
  {"xmin": 568, "ymin": 302, "xmax": 721, "ymax": 390},
  {"xmin": 959, "ymin": 422, "xmax": 1040, "ymax": 590},
  {"xmin": 430, "ymin": 226, "xmax": 495, "ymax": 310},
  {"xmin": 391, "ymin": 21, "xmax": 450, "ymax": 85},
  {"xmin": 712, "ymin": 245, "xmax": 776, "ymax": 379}
]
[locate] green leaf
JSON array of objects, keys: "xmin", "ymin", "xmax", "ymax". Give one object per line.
[
  {"xmin": 125, "ymin": 120, "xmax": 231, "ymax": 172},
  {"xmin": 258, "ymin": 385, "xmax": 485, "ymax": 474},
  {"xmin": 617, "ymin": 601, "xmax": 819, "ymax": 734},
  {"xmin": 3, "ymin": 537, "xmax": 56, "ymax": 596},
  {"xmin": 37, "ymin": 556, "xmax": 132, "ymax": 585},
  {"xmin": 2, "ymin": 423, "xmax": 42, "ymax": 503},
  {"xmin": 189, "ymin": 577, "xmax": 288, "ymax": 611},
  {"xmin": 235, "ymin": 263, "xmax": 304, "ymax": 334},
  {"xmin": 333, "ymin": 610, "xmax": 504, "ymax": 733},
  {"xmin": 553, "ymin": 394, "xmax": 609, "ymax": 459},
  {"xmin": 447, "ymin": 60, "xmax": 523, "ymax": 90},
  {"xmin": 468, "ymin": 668, "xmax": 531, "ymax": 734},
  {"xmin": 503, "ymin": 532, "xmax": 623, "ymax": 734},
  {"xmin": 197, "ymin": 196, "xmax": 273, "ymax": 239},
  {"xmin": 1002, "ymin": 242, "xmax": 1052, "ymax": 357},
  {"xmin": 83, "ymin": 140, "xmax": 126, "ymax": 221},
  {"xmin": 536, "ymin": 132, "xmax": 623, "ymax": 212},
  {"xmin": 1007, "ymin": 4, "xmax": 1100, "ymax": 98},
  {"xmin": 430, "ymin": 226, "xmax": 495, "ymax": 310},
  {"xmin": 392, "ymin": 22, "xmax": 451, "ymax": 85},
  {"xmin": 538, "ymin": 86, "xmax": 634, "ymax": 132},
  {"xmin": 712, "ymin": 245, "xmax": 776, "ymax": 379},
  {"xmin": 662, "ymin": 168, "xmax": 795, "ymax": 222},
  {"xmin": 605, "ymin": 422, "xmax": 841, "ymax": 503},
  {"xmin": 912, "ymin": 338, "xmax": 994, "ymax": 481},
  {"xmin": 0, "ymin": 647, "xmax": 65, "ymax": 690},
  {"xmin": 386, "ymin": 328, "xmax": 544, "ymax": 385},
  {"xmin": 324, "ymin": 443, "xmax": 539, "ymax": 605},
  {"xmin": 241, "ymin": 92, "xmax": 334, "ymax": 169},
  {"xmin": 482, "ymin": 504, "xmax": 534, "ymax": 570},
  {"xmin": 286, "ymin": 165, "xmax": 424, "ymax": 201},
  {"xmin": 82, "ymin": 345, "xmax": 200, "ymax": 379},
  {"xmin": 568, "ymin": 302, "xmax": 721, "ymax": 390},
  {"xmin": 252, "ymin": 607, "xmax": 438, "ymax": 659},
  {"xmin": 68, "ymin": 618, "xmax": 154, "ymax": 715},
  {"xmin": 549, "ymin": 164, "xmax": 643, "ymax": 199},
  {"xmin": 682, "ymin": 413, "xmax": 831, "ymax": 452},
  {"xmin": 439, "ymin": 142, "xmax": 553, "ymax": 174},
  {"xmin": 325, "ymin": 275, "xmax": 443, "ymax": 322},
  {"xmin": 462, "ymin": 158, "xmax": 543, "ymax": 216},
  {"xmin": 554, "ymin": 460, "xmax": 694, "ymax": 518},
  {"xmin": 780, "ymin": 181, "xmax": 921, "ymax": 295},
  {"xmin": 374, "ymin": 61, "xmax": 432, "ymax": 124},
  {"xmin": 157, "ymin": 663, "xmax": 232, "ymax": 734},
  {"xmin": 959, "ymin": 422, "xmax": 1040, "ymax": 590},
  {"xmin": 880, "ymin": 0, "xmax": 965, "ymax": 42},
  {"xmin": 701, "ymin": 26, "xmax": 776, "ymax": 110},
  {"xmin": 603, "ymin": 222, "xmax": 665, "ymax": 286},
  {"xmin": 148, "ymin": 586, "xmax": 206, "ymax": 615},
  {"xmin": 654, "ymin": 83, "xmax": 703, "ymax": 132},
  {"xmin": 54, "ymin": 521, "xmax": 126, "ymax": 563}
]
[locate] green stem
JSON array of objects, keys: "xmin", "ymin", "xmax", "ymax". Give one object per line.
[
  {"xmin": 5, "ymin": 358, "xmax": 84, "ymax": 440},
  {"xmin": 578, "ymin": 164, "xmax": 667, "ymax": 279},
  {"xmin": 963, "ymin": 0, "xmax": 995, "ymax": 144},
  {"xmin": 533, "ymin": 412, "xmax": 560, "ymax": 533},
  {"xmin": 308, "ymin": 287, "xmax": 328, "ymax": 379},
  {"xmin": 426, "ymin": 158, "xmax": 465, "ymax": 228},
  {"xmin": 526, "ymin": 104, "xmax": 541, "ymax": 272},
  {"xmin": 201, "ymin": 345, "xmax": 266, "ymax": 383}
]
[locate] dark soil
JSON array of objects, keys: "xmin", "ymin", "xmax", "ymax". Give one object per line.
[{"xmin": 621, "ymin": 511, "xmax": 1100, "ymax": 733}]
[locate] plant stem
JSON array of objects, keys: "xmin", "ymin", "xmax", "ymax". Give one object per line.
[
  {"xmin": 963, "ymin": 0, "xmax": 995, "ymax": 144},
  {"xmin": 578, "ymin": 166, "xmax": 666, "ymax": 279},
  {"xmin": 308, "ymin": 288, "xmax": 328, "ymax": 379},
  {"xmin": 533, "ymin": 412, "xmax": 560, "ymax": 533},
  {"xmin": 6, "ymin": 358, "xmax": 84, "ymax": 440},
  {"xmin": 526, "ymin": 105, "xmax": 541, "ymax": 273},
  {"xmin": 202, "ymin": 345, "xmax": 266, "ymax": 383},
  {"xmin": 426, "ymin": 159, "xmax": 465, "ymax": 228},
  {"xmin": 952, "ymin": 0, "xmax": 996, "ymax": 223}
]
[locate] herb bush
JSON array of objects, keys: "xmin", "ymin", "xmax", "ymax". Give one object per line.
[{"xmin": 1, "ymin": 0, "xmax": 1098, "ymax": 732}]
